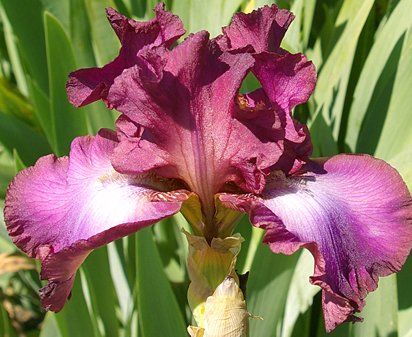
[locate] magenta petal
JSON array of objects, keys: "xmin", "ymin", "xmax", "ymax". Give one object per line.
[
  {"xmin": 4, "ymin": 130, "xmax": 189, "ymax": 311},
  {"xmin": 220, "ymin": 154, "xmax": 412, "ymax": 331},
  {"xmin": 218, "ymin": 5, "xmax": 316, "ymax": 112},
  {"xmin": 241, "ymin": 88, "xmax": 312, "ymax": 174},
  {"xmin": 38, "ymin": 245, "xmax": 86, "ymax": 311},
  {"xmin": 217, "ymin": 4, "xmax": 316, "ymax": 174},
  {"xmin": 108, "ymin": 31, "xmax": 287, "ymax": 209},
  {"xmin": 253, "ymin": 52, "xmax": 316, "ymax": 111},
  {"xmin": 218, "ymin": 3, "xmax": 316, "ymax": 109},
  {"xmin": 106, "ymin": 4, "xmax": 184, "ymax": 48},
  {"xmin": 251, "ymin": 53, "xmax": 315, "ymax": 174},
  {"xmin": 66, "ymin": 4, "xmax": 185, "ymax": 107},
  {"xmin": 220, "ymin": 4, "xmax": 294, "ymax": 53}
]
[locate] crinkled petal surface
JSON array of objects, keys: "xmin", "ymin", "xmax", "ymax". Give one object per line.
[
  {"xmin": 253, "ymin": 53, "xmax": 316, "ymax": 112},
  {"xmin": 219, "ymin": 4, "xmax": 294, "ymax": 53},
  {"xmin": 4, "ymin": 130, "xmax": 189, "ymax": 311},
  {"xmin": 66, "ymin": 4, "xmax": 185, "ymax": 107},
  {"xmin": 67, "ymin": 4, "xmax": 317, "ymax": 230},
  {"xmin": 107, "ymin": 31, "xmax": 288, "ymax": 229},
  {"xmin": 218, "ymin": 5, "xmax": 316, "ymax": 174},
  {"xmin": 241, "ymin": 85, "xmax": 313, "ymax": 175},
  {"xmin": 250, "ymin": 53, "xmax": 316, "ymax": 174},
  {"xmin": 220, "ymin": 154, "xmax": 412, "ymax": 331}
]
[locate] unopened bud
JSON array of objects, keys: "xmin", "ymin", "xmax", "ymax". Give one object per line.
[
  {"xmin": 184, "ymin": 230, "xmax": 244, "ymax": 326},
  {"xmin": 202, "ymin": 276, "xmax": 250, "ymax": 337}
]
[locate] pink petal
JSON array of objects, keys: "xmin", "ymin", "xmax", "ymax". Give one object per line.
[
  {"xmin": 220, "ymin": 154, "xmax": 412, "ymax": 331},
  {"xmin": 107, "ymin": 32, "xmax": 286, "ymax": 229},
  {"xmin": 217, "ymin": 5, "xmax": 317, "ymax": 174},
  {"xmin": 4, "ymin": 130, "xmax": 189, "ymax": 311},
  {"xmin": 66, "ymin": 4, "xmax": 185, "ymax": 107},
  {"xmin": 240, "ymin": 87, "xmax": 313, "ymax": 174},
  {"xmin": 219, "ymin": 4, "xmax": 294, "ymax": 53},
  {"xmin": 253, "ymin": 52, "xmax": 316, "ymax": 112}
]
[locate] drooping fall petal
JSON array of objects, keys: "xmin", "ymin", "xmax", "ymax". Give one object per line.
[
  {"xmin": 220, "ymin": 154, "xmax": 412, "ymax": 331},
  {"xmin": 66, "ymin": 4, "xmax": 185, "ymax": 107},
  {"xmin": 4, "ymin": 130, "xmax": 189, "ymax": 311}
]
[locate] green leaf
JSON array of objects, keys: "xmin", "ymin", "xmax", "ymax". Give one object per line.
[
  {"xmin": 238, "ymin": 226, "xmax": 264, "ymax": 275},
  {"xmin": 0, "ymin": 165, "xmax": 12, "ymax": 198},
  {"xmin": 172, "ymin": 0, "xmax": 244, "ymax": 36},
  {"xmin": 375, "ymin": 24, "xmax": 412, "ymax": 160},
  {"xmin": 0, "ymin": 304, "xmax": 18, "ymax": 337},
  {"xmin": 1, "ymin": 0, "xmax": 49, "ymax": 93},
  {"xmin": 283, "ymin": 0, "xmax": 303, "ymax": 52},
  {"xmin": 0, "ymin": 153, "xmax": 14, "ymax": 198},
  {"xmin": 397, "ymin": 255, "xmax": 412, "ymax": 337},
  {"xmin": 54, "ymin": 275, "xmax": 97, "ymax": 337},
  {"xmin": 0, "ymin": 7, "xmax": 28, "ymax": 95},
  {"xmin": 302, "ymin": 0, "xmax": 316, "ymax": 49},
  {"xmin": 0, "ymin": 77, "xmax": 35, "ymax": 125},
  {"xmin": 0, "ymin": 200, "xmax": 14, "ymax": 250},
  {"xmin": 309, "ymin": 110, "xmax": 338, "ymax": 157},
  {"xmin": 281, "ymin": 250, "xmax": 319, "ymax": 337},
  {"xmin": 345, "ymin": 0, "xmax": 412, "ymax": 153},
  {"xmin": 350, "ymin": 275, "xmax": 398, "ymax": 337},
  {"xmin": 40, "ymin": 313, "xmax": 63, "ymax": 337},
  {"xmin": 240, "ymin": 73, "xmax": 260, "ymax": 94},
  {"xmin": 247, "ymin": 243, "xmax": 300, "ymax": 337},
  {"xmin": 128, "ymin": 0, "xmax": 146, "ymax": 18},
  {"xmin": 69, "ymin": 0, "xmax": 96, "ymax": 68},
  {"xmin": 153, "ymin": 218, "xmax": 186, "ymax": 283},
  {"xmin": 40, "ymin": 0, "xmax": 70, "ymax": 33},
  {"xmin": 13, "ymin": 149, "xmax": 25, "ymax": 173},
  {"xmin": 26, "ymin": 77, "xmax": 53, "ymax": 146},
  {"xmin": 388, "ymin": 148, "xmax": 412, "ymax": 191},
  {"xmin": 136, "ymin": 227, "xmax": 187, "ymax": 337},
  {"xmin": 314, "ymin": 0, "xmax": 374, "ymax": 139},
  {"xmin": 245, "ymin": 0, "xmax": 285, "ymax": 11},
  {"xmin": 0, "ymin": 112, "xmax": 51, "ymax": 165},
  {"xmin": 234, "ymin": 216, "xmax": 253, "ymax": 274},
  {"xmin": 84, "ymin": 0, "xmax": 120, "ymax": 66},
  {"xmin": 107, "ymin": 242, "xmax": 133, "ymax": 323},
  {"xmin": 82, "ymin": 246, "xmax": 120, "ymax": 337},
  {"xmin": 44, "ymin": 11, "xmax": 88, "ymax": 155}
]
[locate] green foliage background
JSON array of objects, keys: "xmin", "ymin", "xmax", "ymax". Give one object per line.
[{"xmin": 0, "ymin": 0, "xmax": 411, "ymax": 336}]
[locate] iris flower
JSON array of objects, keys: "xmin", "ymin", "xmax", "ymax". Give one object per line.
[{"xmin": 4, "ymin": 3, "xmax": 412, "ymax": 332}]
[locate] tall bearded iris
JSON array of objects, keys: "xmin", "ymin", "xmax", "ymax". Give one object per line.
[{"xmin": 4, "ymin": 3, "xmax": 412, "ymax": 333}]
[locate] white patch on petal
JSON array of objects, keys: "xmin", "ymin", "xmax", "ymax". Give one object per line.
[{"xmin": 68, "ymin": 169, "xmax": 154, "ymax": 241}]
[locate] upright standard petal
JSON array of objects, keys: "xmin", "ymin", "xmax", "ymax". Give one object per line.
[
  {"xmin": 251, "ymin": 53, "xmax": 316, "ymax": 174},
  {"xmin": 238, "ymin": 86, "xmax": 313, "ymax": 175},
  {"xmin": 4, "ymin": 130, "xmax": 189, "ymax": 311},
  {"xmin": 220, "ymin": 154, "xmax": 412, "ymax": 331},
  {"xmin": 218, "ymin": 5, "xmax": 316, "ymax": 110},
  {"xmin": 66, "ymin": 4, "xmax": 185, "ymax": 107},
  {"xmin": 218, "ymin": 5, "xmax": 317, "ymax": 174},
  {"xmin": 219, "ymin": 4, "xmax": 294, "ymax": 53},
  {"xmin": 108, "ymin": 32, "xmax": 287, "ymax": 236}
]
